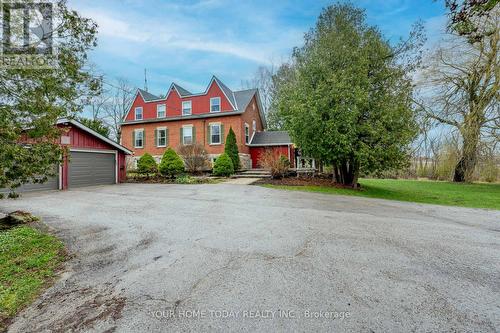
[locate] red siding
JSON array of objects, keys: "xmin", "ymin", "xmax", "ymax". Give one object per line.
[
  {"xmin": 125, "ymin": 80, "xmax": 235, "ymax": 122},
  {"xmin": 250, "ymin": 146, "xmax": 294, "ymax": 169},
  {"xmin": 61, "ymin": 125, "xmax": 115, "ymax": 150}
]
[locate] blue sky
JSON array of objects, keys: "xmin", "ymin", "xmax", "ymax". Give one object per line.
[{"xmin": 70, "ymin": 0, "xmax": 448, "ymax": 95}]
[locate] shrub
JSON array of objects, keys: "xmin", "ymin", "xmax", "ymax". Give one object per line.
[
  {"xmin": 260, "ymin": 150, "xmax": 290, "ymax": 179},
  {"xmin": 480, "ymin": 160, "xmax": 499, "ymax": 183},
  {"xmin": 137, "ymin": 153, "xmax": 157, "ymax": 175},
  {"xmin": 213, "ymin": 153, "xmax": 234, "ymax": 177},
  {"xmin": 159, "ymin": 148, "xmax": 185, "ymax": 178},
  {"xmin": 177, "ymin": 143, "xmax": 209, "ymax": 174},
  {"xmin": 225, "ymin": 127, "xmax": 240, "ymax": 170}
]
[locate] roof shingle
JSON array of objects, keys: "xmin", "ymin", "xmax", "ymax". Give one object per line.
[{"xmin": 249, "ymin": 131, "xmax": 292, "ymax": 146}]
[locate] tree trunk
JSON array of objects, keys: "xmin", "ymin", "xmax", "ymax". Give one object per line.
[
  {"xmin": 333, "ymin": 159, "xmax": 359, "ymax": 187},
  {"xmin": 454, "ymin": 122, "xmax": 480, "ymax": 183}
]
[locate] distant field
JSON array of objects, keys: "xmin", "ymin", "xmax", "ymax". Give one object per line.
[{"xmin": 263, "ymin": 178, "xmax": 500, "ymax": 210}]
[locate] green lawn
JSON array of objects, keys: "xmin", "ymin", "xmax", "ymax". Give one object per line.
[
  {"xmin": 0, "ymin": 226, "xmax": 65, "ymax": 330},
  {"xmin": 263, "ymin": 179, "xmax": 500, "ymax": 210}
]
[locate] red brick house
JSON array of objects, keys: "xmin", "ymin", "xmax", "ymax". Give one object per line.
[{"xmin": 121, "ymin": 76, "xmax": 269, "ymax": 169}]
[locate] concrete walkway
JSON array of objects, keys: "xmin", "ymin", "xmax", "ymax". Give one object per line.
[{"xmin": 222, "ymin": 178, "xmax": 261, "ymax": 185}]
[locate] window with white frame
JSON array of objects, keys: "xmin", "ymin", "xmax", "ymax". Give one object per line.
[
  {"xmin": 210, "ymin": 123, "xmax": 221, "ymax": 144},
  {"xmin": 182, "ymin": 101, "xmax": 192, "ymax": 116},
  {"xmin": 135, "ymin": 107, "xmax": 143, "ymax": 120},
  {"xmin": 157, "ymin": 127, "xmax": 167, "ymax": 147},
  {"xmin": 252, "ymin": 120, "xmax": 256, "ymax": 131},
  {"xmin": 183, "ymin": 126, "xmax": 193, "ymax": 145},
  {"xmin": 134, "ymin": 129, "xmax": 144, "ymax": 148},
  {"xmin": 245, "ymin": 124, "xmax": 250, "ymax": 144},
  {"xmin": 210, "ymin": 97, "xmax": 221, "ymax": 112},
  {"xmin": 157, "ymin": 104, "xmax": 166, "ymax": 118}
]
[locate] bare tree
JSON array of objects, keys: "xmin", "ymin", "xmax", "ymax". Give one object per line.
[
  {"xmin": 416, "ymin": 9, "xmax": 499, "ymax": 182},
  {"xmin": 241, "ymin": 65, "xmax": 276, "ymax": 114},
  {"xmin": 103, "ymin": 78, "xmax": 135, "ymax": 142}
]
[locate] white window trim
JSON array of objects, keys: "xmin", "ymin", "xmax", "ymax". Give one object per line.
[
  {"xmin": 182, "ymin": 125, "xmax": 193, "ymax": 145},
  {"xmin": 135, "ymin": 107, "xmax": 143, "ymax": 120},
  {"xmin": 134, "ymin": 129, "xmax": 144, "ymax": 148},
  {"xmin": 209, "ymin": 122, "xmax": 222, "ymax": 145},
  {"xmin": 244, "ymin": 123, "xmax": 250, "ymax": 145},
  {"xmin": 157, "ymin": 127, "xmax": 167, "ymax": 147},
  {"xmin": 210, "ymin": 97, "xmax": 221, "ymax": 113},
  {"xmin": 252, "ymin": 119, "xmax": 257, "ymax": 131},
  {"xmin": 157, "ymin": 104, "xmax": 166, "ymax": 118},
  {"xmin": 182, "ymin": 101, "xmax": 192, "ymax": 116}
]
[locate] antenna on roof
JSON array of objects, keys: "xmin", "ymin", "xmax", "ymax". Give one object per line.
[{"xmin": 144, "ymin": 68, "xmax": 148, "ymax": 92}]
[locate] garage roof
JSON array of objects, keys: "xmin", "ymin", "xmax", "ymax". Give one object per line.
[
  {"xmin": 249, "ymin": 131, "xmax": 293, "ymax": 146},
  {"xmin": 57, "ymin": 118, "xmax": 133, "ymax": 154}
]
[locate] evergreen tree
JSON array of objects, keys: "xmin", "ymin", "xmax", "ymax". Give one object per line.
[
  {"xmin": 137, "ymin": 153, "xmax": 157, "ymax": 174},
  {"xmin": 224, "ymin": 127, "xmax": 240, "ymax": 170},
  {"xmin": 213, "ymin": 153, "xmax": 234, "ymax": 177},
  {"xmin": 275, "ymin": 3, "xmax": 423, "ymax": 187},
  {"xmin": 159, "ymin": 148, "xmax": 185, "ymax": 178}
]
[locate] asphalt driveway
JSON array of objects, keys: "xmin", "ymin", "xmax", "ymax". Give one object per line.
[{"xmin": 1, "ymin": 183, "xmax": 499, "ymax": 332}]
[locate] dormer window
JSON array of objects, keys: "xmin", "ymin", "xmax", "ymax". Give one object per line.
[
  {"xmin": 210, "ymin": 97, "xmax": 221, "ymax": 112},
  {"xmin": 157, "ymin": 104, "xmax": 166, "ymax": 118},
  {"xmin": 182, "ymin": 101, "xmax": 192, "ymax": 116},
  {"xmin": 135, "ymin": 107, "xmax": 143, "ymax": 120}
]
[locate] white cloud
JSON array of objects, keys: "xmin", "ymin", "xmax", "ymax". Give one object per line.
[{"xmin": 75, "ymin": 5, "xmax": 288, "ymax": 65}]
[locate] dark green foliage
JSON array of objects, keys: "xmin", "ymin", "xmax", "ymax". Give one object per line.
[
  {"xmin": 213, "ymin": 153, "xmax": 234, "ymax": 177},
  {"xmin": 274, "ymin": 3, "xmax": 422, "ymax": 187},
  {"xmin": 78, "ymin": 117, "xmax": 110, "ymax": 137},
  {"xmin": 137, "ymin": 153, "xmax": 157, "ymax": 174},
  {"xmin": 159, "ymin": 148, "xmax": 185, "ymax": 178},
  {"xmin": 224, "ymin": 127, "xmax": 240, "ymax": 170}
]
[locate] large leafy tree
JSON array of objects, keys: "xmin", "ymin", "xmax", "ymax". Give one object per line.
[
  {"xmin": 275, "ymin": 3, "xmax": 423, "ymax": 187},
  {"xmin": 0, "ymin": 0, "xmax": 99, "ymax": 192}
]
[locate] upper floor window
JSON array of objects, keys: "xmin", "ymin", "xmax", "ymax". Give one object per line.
[
  {"xmin": 156, "ymin": 127, "xmax": 167, "ymax": 147},
  {"xmin": 210, "ymin": 97, "xmax": 221, "ymax": 112},
  {"xmin": 182, "ymin": 101, "xmax": 192, "ymax": 116},
  {"xmin": 252, "ymin": 120, "xmax": 256, "ymax": 131},
  {"xmin": 245, "ymin": 124, "xmax": 250, "ymax": 144},
  {"xmin": 134, "ymin": 129, "xmax": 144, "ymax": 148},
  {"xmin": 135, "ymin": 107, "xmax": 143, "ymax": 120},
  {"xmin": 157, "ymin": 104, "xmax": 166, "ymax": 118},
  {"xmin": 182, "ymin": 126, "xmax": 193, "ymax": 145},
  {"xmin": 210, "ymin": 123, "xmax": 221, "ymax": 144}
]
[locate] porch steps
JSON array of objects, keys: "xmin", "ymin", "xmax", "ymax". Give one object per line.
[{"xmin": 231, "ymin": 169, "xmax": 271, "ymax": 179}]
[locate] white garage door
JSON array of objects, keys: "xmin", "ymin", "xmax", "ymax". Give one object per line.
[{"xmin": 69, "ymin": 151, "xmax": 116, "ymax": 188}]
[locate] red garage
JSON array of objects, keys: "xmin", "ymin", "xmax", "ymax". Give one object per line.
[
  {"xmin": 249, "ymin": 131, "xmax": 295, "ymax": 169},
  {"xmin": 2, "ymin": 118, "xmax": 132, "ymax": 193},
  {"xmin": 57, "ymin": 118, "xmax": 132, "ymax": 190}
]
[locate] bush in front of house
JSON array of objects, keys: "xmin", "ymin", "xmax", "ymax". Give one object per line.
[
  {"xmin": 260, "ymin": 151, "xmax": 290, "ymax": 179},
  {"xmin": 159, "ymin": 148, "xmax": 185, "ymax": 178},
  {"xmin": 177, "ymin": 143, "xmax": 209, "ymax": 174},
  {"xmin": 213, "ymin": 153, "xmax": 234, "ymax": 177},
  {"xmin": 224, "ymin": 127, "xmax": 240, "ymax": 170},
  {"xmin": 137, "ymin": 153, "xmax": 158, "ymax": 175}
]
